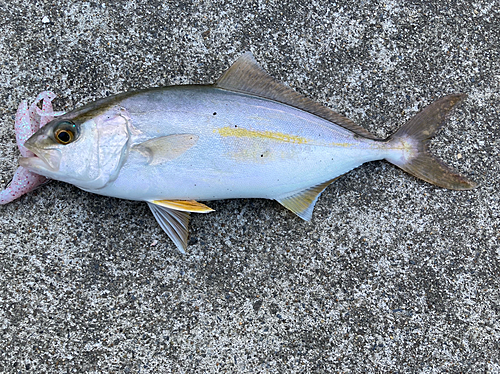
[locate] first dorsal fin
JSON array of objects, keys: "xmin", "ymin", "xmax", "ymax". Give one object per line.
[{"xmin": 215, "ymin": 52, "xmax": 379, "ymax": 140}]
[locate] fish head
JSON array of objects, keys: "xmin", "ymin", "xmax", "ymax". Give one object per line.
[{"xmin": 20, "ymin": 107, "xmax": 131, "ymax": 190}]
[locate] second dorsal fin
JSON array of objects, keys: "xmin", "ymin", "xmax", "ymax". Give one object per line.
[{"xmin": 215, "ymin": 52, "xmax": 379, "ymax": 140}]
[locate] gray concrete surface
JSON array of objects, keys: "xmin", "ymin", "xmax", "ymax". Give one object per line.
[{"xmin": 0, "ymin": 0, "xmax": 499, "ymax": 373}]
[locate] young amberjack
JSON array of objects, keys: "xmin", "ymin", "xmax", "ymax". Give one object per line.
[{"xmin": 20, "ymin": 53, "xmax": 476, "ymax": 252}]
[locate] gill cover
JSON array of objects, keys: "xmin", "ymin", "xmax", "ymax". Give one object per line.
[{"xmin": 85, "ymin": 107, "xmax": 131, "ymax": 190}]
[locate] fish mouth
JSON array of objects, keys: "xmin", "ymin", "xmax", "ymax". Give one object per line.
[{"xmin": 19, "ymin": 146, "xmax": 61, "ymax": 173}]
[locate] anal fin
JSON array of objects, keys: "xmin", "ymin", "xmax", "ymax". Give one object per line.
[{"xmin": 276, "ymin": 178, "xmax": 339, "ymax": 221}]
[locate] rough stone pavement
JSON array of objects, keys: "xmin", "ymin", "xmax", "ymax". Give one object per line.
[{"xmin": 0, "ymin": 1, "xmax": 498, "ymax": 372}]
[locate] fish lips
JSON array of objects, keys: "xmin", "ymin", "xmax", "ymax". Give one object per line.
[{"xmin": 19, "ymin": 142, "xmax": 62, "ymax": 173}]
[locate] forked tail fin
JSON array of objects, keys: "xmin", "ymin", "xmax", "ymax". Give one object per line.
[{"xmin": 385, "ymin": 94, "xmax": 477, "ymax": 190}]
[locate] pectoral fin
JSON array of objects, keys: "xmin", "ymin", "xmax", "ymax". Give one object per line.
[
  {"xmin": 276, "ymin": 178, "xmax": 339, "ymax": 221},
  {"xmin": 133, "ymin": 134, "xmax": 199, "ymax": 165},
  {"xmin": 147, "ymin": 202, "xmax": 191, "ymax": 253},
  {"xmin": 151, "ymin": 199, "xmax": 214, "ymax": 213}
]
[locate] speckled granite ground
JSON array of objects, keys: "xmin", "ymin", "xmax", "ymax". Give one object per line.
[{"xmin": 0, "ymin": 1, "xmax": 499, "ymax": 373}]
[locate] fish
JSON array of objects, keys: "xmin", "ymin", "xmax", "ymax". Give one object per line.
[
  {"xmin": 18, "ymin": 52, "xmax": 476, "ymax": 252},
  {"xmin": 0, "ymin": 91, "xmax": 64, "ymax": 204}
]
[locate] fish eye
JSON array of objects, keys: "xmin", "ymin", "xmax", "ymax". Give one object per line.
[
  {"xmin": 55, "ymin": 129, "xmax": 73, "ymax": 144},
  {"xmin": 54, "ymin": 121, "xmax": 78, "ymax": 145}
]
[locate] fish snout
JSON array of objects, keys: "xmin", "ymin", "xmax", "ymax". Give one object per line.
[{"xmin": 23, "ymin": 133, "xmax": 50, "ymax": 150}]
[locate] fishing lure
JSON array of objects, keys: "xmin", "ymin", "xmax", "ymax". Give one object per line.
[{"xmin": 0, "ymin": 91, "xmax": 63, "ymax": 204}]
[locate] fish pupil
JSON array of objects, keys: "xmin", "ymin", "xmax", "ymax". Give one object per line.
[{"xmin": 58, "ymin": 131, "xmax": 70, "ymax": 143}]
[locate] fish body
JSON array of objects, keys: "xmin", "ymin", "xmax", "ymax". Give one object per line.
[
  {"xmin": 72, "ymin": 86, "xmax": 388, "ymax": 202},
  {"xmin": 19, "ymin": 53, "xmax": 476, "ymax": 252}
]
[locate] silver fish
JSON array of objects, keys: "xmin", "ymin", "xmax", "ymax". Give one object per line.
[{"xmin": 20, "ymin": 53, "xmax": 476, "ymax": 252}]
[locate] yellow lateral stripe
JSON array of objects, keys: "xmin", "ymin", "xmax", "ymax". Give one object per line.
[
  {"xmin": 216, "ymin": 126, "xmax": 310, "ymax": 144},
  {"xmin": 216, "ymin": 126, "xmax": 354, "ymax": 148},
  {"xmin": 152, "ymin": 200, "xmax": 215, "ymax": 213}
]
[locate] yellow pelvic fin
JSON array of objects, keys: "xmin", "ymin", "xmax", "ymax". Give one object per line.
[
  {"xmin": 151, "ymin": 199, "xmax": 215, "ymax": 213},
  {"xmin": 147, "ymin": 202, "xmax": 190, "ymax": 254}
]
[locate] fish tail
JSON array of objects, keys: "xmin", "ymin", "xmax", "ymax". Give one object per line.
[{"xmin": 384, "ymin": 94, "xmax": 477, "ymax": 190}]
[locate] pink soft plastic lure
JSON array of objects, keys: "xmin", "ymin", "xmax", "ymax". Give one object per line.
[{"xmin": 0, "ymin": 91, "xmax": 64, "ymax": 204}]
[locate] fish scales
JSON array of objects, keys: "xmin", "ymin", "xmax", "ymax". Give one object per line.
[{"xmin": 96, "ymin": 86, "xmax": 387, "ymax": 202}]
